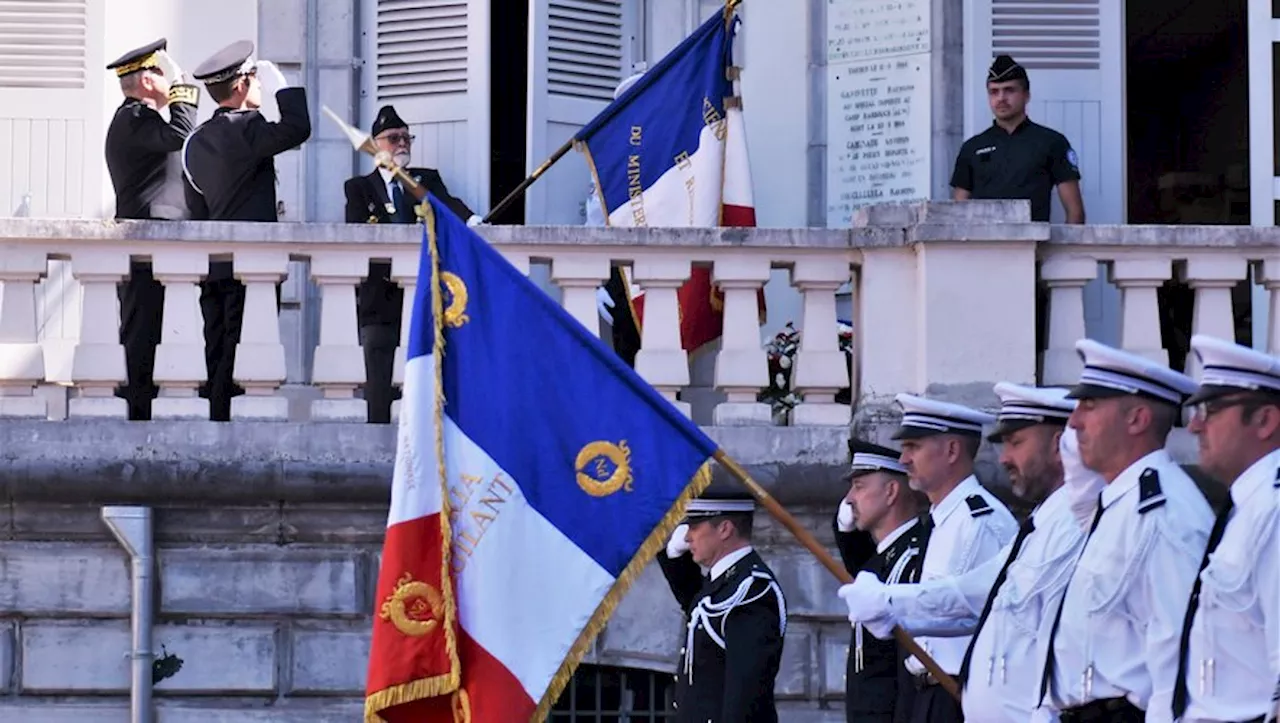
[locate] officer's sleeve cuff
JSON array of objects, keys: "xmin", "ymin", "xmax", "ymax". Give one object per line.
[{"xmin": 167, "ymin": 84, "xmax": 200, "ymax": 107}]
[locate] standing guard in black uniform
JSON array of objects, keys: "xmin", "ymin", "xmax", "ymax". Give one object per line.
[
  {"xmin": 658, "ymin": 482, "xmax": 787, "ymax": 722},
  {"xmin": 182, "ymin": 40, "xmax": 311, "ymax": 421},
  {"xmin": 104, "ymin": 38, "xmax": 200, "ymax": 420},
  {"xmin": 833, "ymin": 440, "xmax": 929, "ymax": 723},
  {"xmin": 343, "ymin": 104, "xmax": 476, "ymax": 424}
]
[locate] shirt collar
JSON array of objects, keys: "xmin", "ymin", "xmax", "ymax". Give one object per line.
[
  {"xmin": 710, "ymin": 545, "xmax": 753, "ymax": 581},
  {"xmin": 877, "ymin": 518, "xmax": 918, "ymax": 554},
  {"xmin": 1033, "ymin": 483, "xmax": 1070, "ymax": 524},
  {"xmin": 930, "ymin": 475, "xmax": 982, "ymax": 526},
  {"xmin": 1230, "ymin": 447, "xmax": 1280, "ymax": 506},
  {"xmin": 992, "ymin": 117, "xmax": 1032, "ymax": 134},
  {"xmin": 1101, "ymin": 448, "xmax": 1170, "ymax": 508},
  {"xmin": 378, "ymin": 167, "xmax": 396, "ymax": 185}
]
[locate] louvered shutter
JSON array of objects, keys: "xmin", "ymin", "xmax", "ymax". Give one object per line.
[
  {"xmin": 525, "ymin": 0, "xmax": 634, "ymax": 224},
  {"xmin": 965, "ymin": 0, "xmax": 1123, "ymax": 224},
  {"xmin": 364, "ymin": 0, "xmax": 488, "ymax": 212}
]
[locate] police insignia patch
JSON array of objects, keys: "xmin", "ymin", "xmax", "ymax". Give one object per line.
[
  {"xmin": 575, "ymin": 440, "xmax": 634, "ymax": 497},
  {"xmin": 440, "ymin": 271, "xmax": 470, "ymax": 328},
  {"xmin": 1066, "ymin": 148, "xmax": 1079, "ymax": 169}
]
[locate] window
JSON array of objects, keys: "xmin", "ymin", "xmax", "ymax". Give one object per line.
[
  {"xmin": 550, "ymin": 664, "xmax": 675, "ymax": 721},
  {"xmin": 374, "ymin": 0, "xmax": 468, "ymax": 99},
  {"xmin": 0, "ymin": 0, "xmax": 87, "ymax": 89},
  {"xmin": 991, "ymin": 0, "xmax": 1101, "ymax": 70},
  {"xmin": 547, "ymin": 0, "xmax": 624, "ymax": 101}
]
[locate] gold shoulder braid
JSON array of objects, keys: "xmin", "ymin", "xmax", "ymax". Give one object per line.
[{"xmin": 167, "ymin": 84, "xmax": 200, "ymax": 107}]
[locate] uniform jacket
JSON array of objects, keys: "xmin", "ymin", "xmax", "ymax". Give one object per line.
[
  {"xmin": 183, "ymin": 86, "xmax": 311, "ymax": 223},
  {"xmin": 106, "ymin": 93, "xmax": 198, "ymax": 220},
  {"xmin": 658, "ymin": 548, "xmax": 787, "ymax": 723},
  {"xmin": 835, "ymin": 517, "xmax": 929, "ymax": 723},
  {"xmin": 343, "ymin": 167, "xmax": 474, "ymax": 328}
]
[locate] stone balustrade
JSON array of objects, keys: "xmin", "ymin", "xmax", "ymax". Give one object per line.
[{"xmin": 4, "ymin": 202, "xmax": 1280, "ymax": 428}]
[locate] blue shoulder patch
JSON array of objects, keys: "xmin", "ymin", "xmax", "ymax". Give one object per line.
[
  {"xmin": 1137, "ymin": 468, "xmax": 1165, "ymax": 513},
  {"xmin": 965, "ymin": 494, "xmax": 993, "ymax": 518}
]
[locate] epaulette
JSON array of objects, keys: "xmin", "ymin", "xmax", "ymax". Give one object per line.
[
  {"xmin": 965, "ymin": 495, "xmax": 993, "ymax": 518},
  {"xmin": 1137, "ymin": 468, "xmax": 1165, "ymax": 513}
]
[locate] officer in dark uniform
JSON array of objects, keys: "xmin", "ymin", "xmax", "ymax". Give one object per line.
[
  {"xmin": 951, "ymin": 54, "xmax": 1086, "ymax": 360},
  {"xmin": 343, "ymin": 104, "xmax": 475, "ymax": 424},
  {"xmin": 658, "ymin": 483, "xmax": 787, "ymax": 722},
  {"xmin": 182, "ymin": 40, "xmax": 311, "ymax": 421},
  {"xmin": 833, "ymin": 440, "xmax": 930, "ymax": 723},
  {"xmin": 104, "ymin": 38, "xmax": 200, "ymax": 420}
]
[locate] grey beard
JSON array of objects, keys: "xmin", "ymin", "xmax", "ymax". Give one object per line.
[{"xmin": 392, "ymin": 152, "xmax": 412, "ymax": 168}]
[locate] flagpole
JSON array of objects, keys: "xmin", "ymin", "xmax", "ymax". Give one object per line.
[
  {"xmin": 711, "ymin": 448, "xmax": 963, "ymax": 701},
  {"xmin": 480, "ymin": 138, "xmax": 576, "ymax": 224}
]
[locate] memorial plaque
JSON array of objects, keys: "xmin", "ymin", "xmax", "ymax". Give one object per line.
[{"xmin": 826, "ymin": 0, "xmax": 932, "ymax": 228}]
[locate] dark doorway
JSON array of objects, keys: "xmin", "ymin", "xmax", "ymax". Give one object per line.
[
  {"xmin": 1126, "ymin": 0, "xmax": 1249, "ymax": 224},
  {"xmin": 489, "ymin": 0, "xmax": 529, "ymax": 224}
]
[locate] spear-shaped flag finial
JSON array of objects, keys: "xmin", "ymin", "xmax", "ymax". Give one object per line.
[{"xmin": 322, "ymin": 104, "xmax": 424, "ymax": 197}]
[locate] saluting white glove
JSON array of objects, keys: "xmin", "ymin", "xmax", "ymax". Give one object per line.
[
  {"xmin": 596, "ymin": 286, "xmax": 616, "ymax": 325},
  {"xmin": 666, "ymin": 523, "xmax": 690, "ymax": 559},
  {"xmin": 154, "ymin": 50, "xmax": 184, "ymax": 83},
  {"xmin": 838, "ymin": 571, "xmax": 894, "ymax": 632},
  {"xmin": 254, "ymin": 59, "xmax": 289, "ymax": 94},
  {"xmin": 836, "ymin": 499, "xmax": 856, "ymax": 532}
]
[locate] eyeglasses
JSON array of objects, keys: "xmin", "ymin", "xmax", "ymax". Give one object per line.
[
  {"xmin": 378, "ymin": 132, "xmax": 415, "ymax": 145},
  {"xmin": 1188, "ymin": 396, "xmax": 1252, "ymax": 422}
]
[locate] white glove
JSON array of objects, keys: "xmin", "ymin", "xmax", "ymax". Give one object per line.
[
  {"xmin": 666, "ymin": 524, "xmax": 690, "ymax": 558},
  {"xmin": 596, "ymin": 286, "xmax": 616, "ymax": 325},
  {"xmin": 466, "ymin": 214, "xmax": 483, "ymax": 227},
  {"xmin": 861, "ymin": 613, "xmax": 896, "ymax": 639},
  {"xmin": 904, "ymin": 654, "xmax": 925, "ymax": 676},
  {"xmin": 154, "ymin": 50, "xmax": 184, "ymax": 83},
  {"xmin": 254, "ymin": 59, "xmax": 289, "ymax": 94},
  {"xmin": 1060, "ymin": 427, "xmax": 1105, "ymax": 532},
  {"xmin": 838, "ymin": 571, "xmax": 891, "ymax": 625},
  {"xmin": 836, "ymin": 499, "xmax": 856, "ymax": 532},
  {"xmin": 1029, "ymin": 706, "xmax": 1061, "ymax": 723}
]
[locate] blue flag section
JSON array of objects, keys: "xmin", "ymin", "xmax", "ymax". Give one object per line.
[
  {"xmin": 572, "ymin": 7, "xmax": 737, "ymax": 216},
  {"xmin": 407, "ymin": 196, "xmax": 719, "ymax": 578}
]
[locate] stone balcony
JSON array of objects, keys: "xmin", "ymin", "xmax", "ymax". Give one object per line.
[{"xmin": 0, "ymin": 200, "xmax": 1259, "ymax": 720}]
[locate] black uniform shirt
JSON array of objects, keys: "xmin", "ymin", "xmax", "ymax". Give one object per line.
[
  {"xmin": 658, "ymin": 548, "xmax": 787, "ymax": 723},
  {"xmin": 105, "ymin": 95, "xmax": 198, "ymax": 220},
  {"xmin": 182, "ymin": 86, "xmax": 311, "ymax": 222},
  {"xmin": 949, "ymin": 119, "xmax": 1080, "ymax": 222},
  {"xmin": 834, "ymin": 517, "xmax": 929, "ymax": 723}
]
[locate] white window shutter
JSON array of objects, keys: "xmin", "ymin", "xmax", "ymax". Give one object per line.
[
  {"xmin": 525, "ymin": 0, "xmax": 630, "ymax": 224},
  {"xmin": 365, "ymin": 0, "xmax": 489, "ymax": 212}
]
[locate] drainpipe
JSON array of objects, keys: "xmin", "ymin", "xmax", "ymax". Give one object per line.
[{"xmin": 102, "ymin": 506, "xmax": 155, "ymax": 723}]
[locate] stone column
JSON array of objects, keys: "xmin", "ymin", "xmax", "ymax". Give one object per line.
[
  {"xmin": 1112, "ymin": 257, "xmax": 1171, "ymax": 366},
  {"xmin": 712, "ymin": 255, "xmax": 771, "ymax": 425},
  {"xmin": 790, "ymin": 256, "xmax": 851, "ymax": 426},
  {"xmin": 150, "ymin": 250, "xmax": 209, "ymax": 420},
  {"xmin": 1262, "ymin": 257, "xmax": 1280, "ymax": 357},
  {"xmin": 68, "ymin": 250, "xmax": 128, "ymax": 418},
  {"xmin": 310, "ymin": 252, "xmax": 367, "ymax": 422},
  {"xmin": 632, "ymin": 256, "xmax": 691, "ymax": 416},
  {"xmin": 551, "ymin": 252, "xmax": 609, "ymax": 337},
  {"xmin": 0, "ymin": 247, "xmax": 47, "ymax": 418},
  {"xmin": 1185, "ymin": 255, "xmax": 1248, "ymax": 377},
  {"xmin": 233, "ymin": 250, "xmax": 290, "ymax": 421},
  {"xmin": 1040, "ymin": 254, "xmax": 1096, "ymax": 386}
]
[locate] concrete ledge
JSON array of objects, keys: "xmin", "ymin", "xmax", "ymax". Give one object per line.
[
  {"xmin": 1, "ymin": 420, "xmax": 853, "ymax": 507},
  {"xmin": 1050, "ymin": 223, "xmax": 1280, "ymax": 248}
]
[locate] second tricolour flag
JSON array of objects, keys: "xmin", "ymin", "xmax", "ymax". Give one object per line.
[{"xmin": 363, "ymin": 196, "xmax": 720, "ymax": 722}]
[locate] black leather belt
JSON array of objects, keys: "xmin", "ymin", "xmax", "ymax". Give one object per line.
[
  {"xmin": 1059, "ymin": 697, "xmax": 1142, "ymax": 723},
  {"xmin": 912, "ymin": 672, "xmax": 941, "ymax": 690}
]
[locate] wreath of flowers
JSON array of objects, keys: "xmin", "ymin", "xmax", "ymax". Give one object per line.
[{"xmin": 758, "ymin": 320, "xmax": 854, "ymax": 417}]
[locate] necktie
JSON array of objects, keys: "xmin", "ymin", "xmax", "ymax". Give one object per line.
[
  {"xmin": 1171, "ymin": 499, "xmax": 1235, "ymax": 719},
  {"xmin": 1039, "ymin": 491, "xmax": 1106, "ymax": 703},
  {"xmin": 390, "ymin": 179, "xmax": 410, "ymax": 223},
  {"xmin": 958, "ymin": 514, "xmax": 1037, "ymax": 685}
]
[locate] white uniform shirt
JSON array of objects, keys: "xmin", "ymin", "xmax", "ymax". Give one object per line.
[
  {"xmin": 1043, "ymin": 449, "xmax": 1213, "ymax": 722},
  {"xmin": 887, "ymin": 485, "xmax": 1088, "ymax": 722},
  {"xmin": 1182, "ymin": 448, "xmax": 1280, "ymax": 723},
  {"xmin": 909, "ymin": 475, "xmax": 1017, "ymax": 677}
]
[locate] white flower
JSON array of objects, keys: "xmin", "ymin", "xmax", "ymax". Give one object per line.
[
  {"xmin": 779, "ymin": 355, "xmax": 792, "ymax": 369},
  {"xmin": 775, "ymin": 373, "xmax": 786, "ymax": 388}
]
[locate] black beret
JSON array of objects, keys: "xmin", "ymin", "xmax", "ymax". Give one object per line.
[{"xmin": 371, "ymin": 105, "xmax": 409, "ymax": 137}]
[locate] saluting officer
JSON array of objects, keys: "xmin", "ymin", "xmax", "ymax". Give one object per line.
[
  {"xmin": 104, "ymin": 38, "xmax": 200, "ymax": 420},
  {"xmin": 833, "ymin": 440, "xmax": 929, "ymax": 723},
  {"xmin": 842, "ymin": 384, "xmax": 1098, "ymax": 723},
  {"xmin": 659, "ymin": 482, "xmax": 787, "ymax": 722},
  {"xmin": 1036, "ymin": 340, "xmax": 1213, "ymax": 723},
  {"xmin": 343, "ymin": 104, "xmax": 475, "ymax": 424},
  {"xmin": 1172, "ymin": 335, "xmax": 1280, "ymax": 723},
  {"xmin": 842, "ymin": 394, "xmax": 1017, "ymax": 723},
  {"xmin": 182, "ymin": 40, "xmax": 311, "ymax": 421}
]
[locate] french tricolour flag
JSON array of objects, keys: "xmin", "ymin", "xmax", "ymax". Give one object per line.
[
  {"xmin": 364, "ymin": 198, "xmax": 719, "ymax": 723},
  {"xmin": 575, "ymin": 2, "xmax": 759, "ymax": 353}
]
